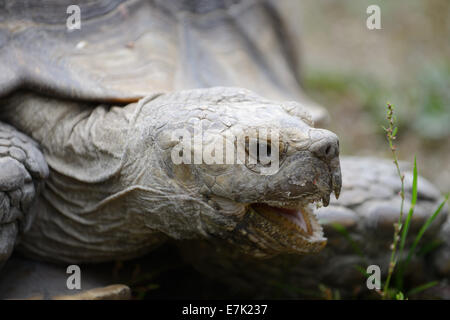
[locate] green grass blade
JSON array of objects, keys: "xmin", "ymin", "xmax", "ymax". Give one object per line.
[
  {"xmin": 396, "ymin": 157, "xmax": 418, "ymax": 288},
  {"xmin": 354, "ymin": 265, "xmax": 369, "ymax": 277},
  {"xmin": 399, "ymin": 156, "xmax": 418, "ymax": 255},
  {"xmin": 416, "ymin": 239, "xmax": 444, "ymax": 256},
  {"xmin": 407, "ymin": 281, "xmax": 438, "ymax": 296},
  {"xmin": 404, "ymin": 193, "xmax": 449, "ymax": 267}
]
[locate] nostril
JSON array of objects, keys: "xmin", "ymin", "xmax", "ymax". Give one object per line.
[
  {"xmin": 308, "ymin": 129, "xmax": 340, "ymax": 161},
  {"xmin": 310, "ymin": 138, "xmax": 339, "ymax": 160},
  {"xmin": 318, "ymin": 143, "xmax": 334, "ymax": 159},
  {"xmin": 325, "ymin": 145, "xmax": 332, "ymax": 157}
]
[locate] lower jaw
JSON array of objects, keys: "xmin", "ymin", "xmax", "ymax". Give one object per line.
[
  {"xmin": 251, "ymin": 203, "xmax": 313, "ymax": 235},
  {"xmin": 246, "ymin": 203, "xmax": 326, "ymax": 254}
]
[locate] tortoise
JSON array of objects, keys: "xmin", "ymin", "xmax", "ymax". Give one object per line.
[
  {"xmin": 0, "ymin": 0, "xmax": 447, "ymax": 299},
  {"xmin": 0, "ymin": 0, "xmax": 342, "ymax": 273}
]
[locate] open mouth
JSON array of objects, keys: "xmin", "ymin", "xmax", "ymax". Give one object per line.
[
  {"xmin": 250, "ymin": 203, "xmax": 316, "ymax": 236},
  {"xmin": 246, "ymin": 159, "xmax": 341, "ymax": 242},
  {"xmin": 248, "ymin": 193, "xmax": 329, "ymax": 244},
  {"xmin": 226, "ymin": 195, "xmax": 330, "ymax": 255}
]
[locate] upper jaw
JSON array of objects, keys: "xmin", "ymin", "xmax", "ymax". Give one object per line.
[
  {"xmin": 258, "ymin": 159, "xmax": 342, "ymax": 209},
  {"xmin": 261, "ymin": 189, "xmax": 333, "ymax": 210},
  {"xmin": 329, "ymin": 157, "xmax": 342, "ymax": 200}
]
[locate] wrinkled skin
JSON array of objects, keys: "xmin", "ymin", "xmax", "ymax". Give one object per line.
[{"xmin": 0, "ymin": 87, "xmax": 340, "ymax": 263}]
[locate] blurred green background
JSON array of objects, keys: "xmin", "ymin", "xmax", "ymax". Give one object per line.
[{"xmin": 297, "ymin": 0, "xmax": 449, "ymax": 192}]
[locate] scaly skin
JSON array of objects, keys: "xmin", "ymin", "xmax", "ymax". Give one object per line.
[
  {"xmin": 0, "ymin": 121, "xmax": 48, "ymax": 267},
  {"xmin": 0, "ymin": 87, "xmax": 341, "ymax": 263}
]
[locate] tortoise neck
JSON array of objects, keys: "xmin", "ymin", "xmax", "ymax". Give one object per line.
[{"xmin": 0, "ymin": 90, "xmax": 141, "ymax": 184}]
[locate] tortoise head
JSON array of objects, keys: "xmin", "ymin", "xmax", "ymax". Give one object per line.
[{"xmin": 131, "ymin": 87, "xmax": 341, "ymax": 257}]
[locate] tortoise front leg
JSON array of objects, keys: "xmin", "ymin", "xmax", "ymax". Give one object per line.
[{"xmin": 0, "ymin": 121, "xmax": 48, "ymax": 268}]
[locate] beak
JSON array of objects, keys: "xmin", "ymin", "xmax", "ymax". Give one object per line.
[{"xmin": 330, "ymin": 157, "xmax": 342, "ymax": 200}]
